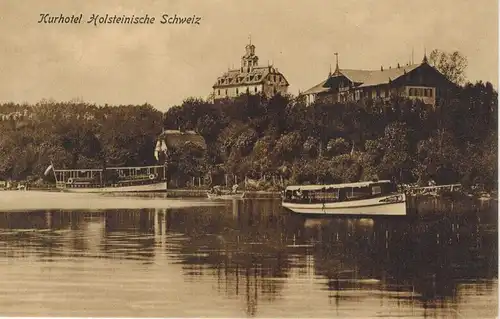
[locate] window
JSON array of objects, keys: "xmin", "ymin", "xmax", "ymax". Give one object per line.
[
  {"xmin": 254, "ymin": 87, "xmax": 257, "ymax": 93},
  {"xmin": 429, "ymin": 89, "xmax": 433, "ymax": 97},
  {"xmin": 225, "ymin": 89, "xmax": 228, "ymax": 95},
  {"xmin": 236, "ymin": 88, "xmax": 239, "ymax": 94},
  {"xmin": 346, "ymin": 186, "xmax": 371, "ymax": 200},
  {"xmin": 372, "ymin": 186, "xmax": 382, "ymax": 195},
  {"xmin": 217, "ymin": 89, "xmax": 220, "ymax": 95},
  {"xmin": 323, "ymin": 188, "xmax": 340, "ymax": 202}
]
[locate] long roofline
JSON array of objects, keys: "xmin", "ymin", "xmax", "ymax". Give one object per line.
[
  {"xmin": 301, "ymin": 61, "xmax": 430, "ymax": 95},
  {"xmin": 285, "ymin": 180, "xmax": 393, "ymax": 190}
]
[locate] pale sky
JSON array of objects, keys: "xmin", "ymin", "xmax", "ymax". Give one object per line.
[{"xmin": 0, "ymin": 0, "xmax": 497, "ymax": 110}]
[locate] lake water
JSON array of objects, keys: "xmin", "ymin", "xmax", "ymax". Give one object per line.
[{"xmin": 0, "ymin": 193, "xmax": 497, "ymax": 318}]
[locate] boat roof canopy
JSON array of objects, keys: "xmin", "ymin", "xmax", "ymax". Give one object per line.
[
  {"xmin": 285, "ymin": 180, "xmax": 393, "ymax": 191},
  {"xmin": 53, "ymin": 165, "xmax": 165, "ymax": 172}
]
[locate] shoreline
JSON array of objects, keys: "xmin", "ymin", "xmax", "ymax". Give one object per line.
[{"xmin": 1, "ymin": 188, "xmax": 496, "ymax": 201}]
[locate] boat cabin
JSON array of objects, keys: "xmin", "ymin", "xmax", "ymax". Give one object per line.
[
  {"xmin": 54, "ymin": 165, "xmax": 167, "ymax": 189},
  {"xmin": 283, "ymin": 180, "xmax": 398, "ymax": 204}
]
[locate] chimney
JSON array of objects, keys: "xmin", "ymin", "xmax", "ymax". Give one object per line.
[
  {"xmin": 397, "ymin": 63, "xmax": 400, "ymax": 68},
  {"xmin": 381, "ymin": 66, "xmax": 384, "ymax": 71}
]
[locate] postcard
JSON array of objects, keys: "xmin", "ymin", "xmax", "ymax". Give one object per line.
[{"xmin": 0, "ymin": 1, "xmax": 497, "ymax": 318}]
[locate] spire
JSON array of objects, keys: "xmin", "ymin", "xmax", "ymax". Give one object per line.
[
  {"xmin": 334, "ymin": 52, "xmax": 339, "ymax": 74},
  {"xmin": 422, "ymin": 47, "xmax": 428, "ymax": 64},
  {"xmin": 242, "ymin": 36, "xmax": 258, "ymax": 70},
  {"xmin": 329, "ymin": 64, "xmax": 332, "ymax": 77}
]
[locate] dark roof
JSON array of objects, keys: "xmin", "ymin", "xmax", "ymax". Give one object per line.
[
  {"xmin": 213, "ymin": 66, "xmax": 289, "ymax": 88},
  {"xmin": 157, "ymin": 130, "xmax": 207, "ymax": 150},
  {"xmin": 303, "ymin": 63, "xmax": 424, "ymax": 94},
  {"xmin": 302, "ymin": 79, "xmax": 330, "ymax": 94},
  {"xmin": 341, "ymin": 63, "xmax": 421, "ymax": 87}
]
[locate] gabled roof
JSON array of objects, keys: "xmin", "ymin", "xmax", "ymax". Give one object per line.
[
  {"xmin": 302, "ymin": 79, "xmax": 330, "ymax": 94},
  {"xmin": 341, "ymin": 63, "xmax": 421, "ymax": 87},
  {"xmin": 303, "ymin": 63, "xmax": 426, "ymax": 94}
]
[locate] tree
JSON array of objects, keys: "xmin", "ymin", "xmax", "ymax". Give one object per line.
[
  {"xmin": 429, "ymin": 49, "xmax": 468, "ymax": 85},
  {"xmin": 379, "ymin": 122, "xmax": 414, "ymax": 182}
]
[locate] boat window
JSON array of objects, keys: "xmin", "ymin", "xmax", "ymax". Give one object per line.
[
  {"xmin": 373, "ymin": 182, "xmax": 397, "ymax": 194},
  {"xmin": 346, "ymin": 186, "xmax": 371, "ymax": 200},
  {"xmin": 323, "ymin": 187, "xmax": 339, "ymax": 202},
  {"xmin": 372, "ymin": 185, "xmax": 382, "ymax": 195}
]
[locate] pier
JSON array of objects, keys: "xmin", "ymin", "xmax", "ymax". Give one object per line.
[{"xmin": 404, "ymin": 184, "xmax": 462, "ymax": 196}]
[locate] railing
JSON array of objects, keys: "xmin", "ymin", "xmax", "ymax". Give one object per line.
[{"xmin": 404, "ymin": 184, "xmax": 462, "ymax": 195}]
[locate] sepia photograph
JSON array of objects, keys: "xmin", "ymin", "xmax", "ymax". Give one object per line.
[{"xmin": 0, "ymin": 0, "xmax": 498, "ymax": 318}]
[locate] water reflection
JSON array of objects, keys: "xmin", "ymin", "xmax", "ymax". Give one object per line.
[{"xmin": 0, "ymin": 198, "xmax": 497, "ymax": 317}]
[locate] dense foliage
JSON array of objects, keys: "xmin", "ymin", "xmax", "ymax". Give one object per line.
[
  {"xmin": 0, "ymin": 100, "xmax": 163, "ymax": 182},
  {"xmin": 0, "ymin": 81, "xmax": 496, "ymax": 191},
  {"xmin": 164, "ymin": 81, "xmax": 497, "ymax": 191}
]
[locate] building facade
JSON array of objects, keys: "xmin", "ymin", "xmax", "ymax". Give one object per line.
[
  {"xmin": 212, "ymin": 41, "xmax": 289, "ymax": 100},
  {"xmin": 302, "ymin": 55, "xmax": 456, "ymax": 107}
]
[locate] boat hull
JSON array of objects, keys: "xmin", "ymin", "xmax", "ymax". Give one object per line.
[
  {"xmin": 57, "ymin": 181, "xmax": 167, "ymax": 193},
  {"xmin": 207, "ymin": 192, "xmax": 245, "ymax": 200},
  {"xmin": 282, "ymin": 194, "xmax": 407, "ymax": 216}
]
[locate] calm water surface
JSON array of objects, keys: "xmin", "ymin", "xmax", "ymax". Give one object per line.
[{"xmin": 0, "ymin": 196, "xmax": 497, "ymax": 318}]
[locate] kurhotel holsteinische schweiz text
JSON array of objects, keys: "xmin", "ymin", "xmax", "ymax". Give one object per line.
[{"xmin": 37, "ymin": 13, "xmax": 202, "ymax": 26}]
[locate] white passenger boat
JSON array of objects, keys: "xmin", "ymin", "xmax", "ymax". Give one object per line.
[
  {"xmin": 282, "ymin": 180, "xmax": 406, "ymax": 216},
  {"xmin": 48, "ymin": 165, "xmax": 167, "ymax": 193}
]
